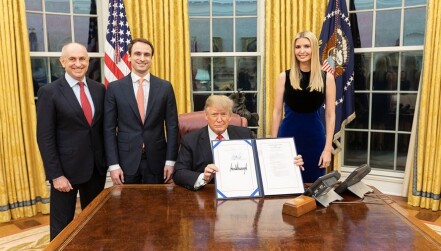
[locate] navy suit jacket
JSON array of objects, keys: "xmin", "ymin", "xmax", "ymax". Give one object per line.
[
  {"xmin": 173, "ymin": 125, "xmax": 253, "ymax": 190},
  {"xmin": 36, "ymin": 77, "xmax": 106, "ymax": 185},
  {"xmin": 104, "ymin": 74, "xmax": 178, "ymax": 177}
]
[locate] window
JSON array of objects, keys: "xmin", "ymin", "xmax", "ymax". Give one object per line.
[
  {"xmin": 25, "ymin": 0, "xmax": 103, "ymax": 99},
  {"xmin": 345, "ymin": 0, "xmax": 426, "ymax": 173},
  {"xmin": 188, "ymin": 0, "xmax": 261, "ymax": 131}
]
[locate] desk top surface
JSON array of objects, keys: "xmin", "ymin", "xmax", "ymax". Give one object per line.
[{"xmin": 48, "ymin": 185, "xmax": 441, "ymax": 251}]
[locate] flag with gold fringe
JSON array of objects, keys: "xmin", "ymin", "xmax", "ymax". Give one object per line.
[{"xmin": 319, "ymin": 0, "xmax": 356, "ymax": 153}]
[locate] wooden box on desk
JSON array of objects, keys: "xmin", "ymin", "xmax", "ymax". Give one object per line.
[{"xmin": 282, "ymin": 195, "xmax": 317, "ymax": 217}]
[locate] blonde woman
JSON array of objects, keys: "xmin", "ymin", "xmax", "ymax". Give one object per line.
[{"xmin": 272, "ymin": 31, "xmax": 336, "ymax": 182}]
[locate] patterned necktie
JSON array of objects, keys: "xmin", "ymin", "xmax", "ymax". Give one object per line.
[
  {"xmin": 137, "ymin": 78, "xmax": 145, "ymax": 124},
  {"xmin": 216, "ymin": 134, "xmax": 224, "ymax": 140},
  {"xmin": 78, "ymin": 82, "xmax": 92, "ymax": 126}
]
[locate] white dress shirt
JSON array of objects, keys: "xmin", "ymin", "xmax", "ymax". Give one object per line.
[
  {"xmin": 65, "ymin": 73, "xmax": 95, "ymax": 116},
  {"xmin": 131, "ymin": 72, "xmax": 150, "ymax": 113}
]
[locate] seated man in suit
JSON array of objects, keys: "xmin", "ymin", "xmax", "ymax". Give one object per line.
[{"xmin": 173, "ymin": 95, "xmax": 304, "ymax": 191}]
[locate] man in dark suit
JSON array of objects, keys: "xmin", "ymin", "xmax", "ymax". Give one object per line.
[
  {"xmin": 104, "ymin": 38, "xmax": 178, "ymax": 185},
  {"xmin": 37, "ymin": 43, "xmax": 106, "ymax": 240},
  {"xmin": 174, "ymin": 95, "xmax": 305, "ymax": 191}
]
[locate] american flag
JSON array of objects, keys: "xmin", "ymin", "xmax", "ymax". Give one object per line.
[
  {"xmin": 104, "ymin": 0, "xmax": 132, "ymax": 87},
  {"xmin": 319, "ymin": 0, "xmax": 355, "ymax": 153}
]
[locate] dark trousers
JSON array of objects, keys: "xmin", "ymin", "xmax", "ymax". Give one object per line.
[
  {"xmin": 50, "ymin": 168, "xmax": 105, "ymax": 240},
  {"xmin": 124, "ymin": 153, "xmax": 163, "ymax": 184}
]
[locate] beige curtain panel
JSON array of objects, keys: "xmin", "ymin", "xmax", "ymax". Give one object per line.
[
  {"xmin": 408, "ymin": 0, "xmax": 441, "ymax": 211},
  {"xmin": 0, "ymin": 0, "xmax": 50, "ymax": 222}
]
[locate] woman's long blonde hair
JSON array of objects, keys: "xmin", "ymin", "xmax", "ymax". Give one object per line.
[{"xmin": 289, "ymin": 31, "xmax": 324, "ymax": 92}]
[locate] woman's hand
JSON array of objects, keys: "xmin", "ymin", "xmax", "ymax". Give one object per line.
[{"xmin": 318, "ymin": 148, "xmax": 332, "ymax": 168}]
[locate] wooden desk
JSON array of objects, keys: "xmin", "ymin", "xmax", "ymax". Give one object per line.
[{"xmin": 47, "ymin": 185, "xmax": 441, "ymax": 250}]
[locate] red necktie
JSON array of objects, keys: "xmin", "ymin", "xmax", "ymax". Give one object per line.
[
  {"xmin": 216, "ymin": 134, "xmax": 224, "ymax": 140},
  {"xmin": 78, "ymin": 82, "xmax": 92, "ymax": 126},
  {"xmin": 137, "ymin": 78, "xmax": 145, "ymax": 124}
]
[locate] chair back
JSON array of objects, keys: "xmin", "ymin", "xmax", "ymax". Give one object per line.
[{"xmin": 178, "ymin": 111, "xmax": 248, "ymax": 138}]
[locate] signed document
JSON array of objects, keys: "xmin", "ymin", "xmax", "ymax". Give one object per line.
[
  {"xmin": 212, "ymin": 138, "xmax": 303, "ymax": 199},
  {"xmin": 255, "ymin": 138, "xmax": 304, "ymax": 195},
  {"xmin": 212, "ymin": 139, "xmax": 261, "ymax": 199}
]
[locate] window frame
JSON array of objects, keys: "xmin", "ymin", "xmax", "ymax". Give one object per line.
[
  {"xmin": 27, "ymin": 0, "xmax": 106, "ymax": 100},
  {"xmin": 188, "ymin": 0, "xmax": 264, "ymax": 132},
  {"xmin": 341, "ymin": 0, "xmax": 426, "ymax": 180}
]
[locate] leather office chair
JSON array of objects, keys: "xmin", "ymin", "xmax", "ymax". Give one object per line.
[{"xmin": 178, "ymin": 111, "xmax": 248, "ymax": 138}]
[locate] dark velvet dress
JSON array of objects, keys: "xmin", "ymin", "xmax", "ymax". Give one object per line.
[{"xmin": 277, "ymin": 70, "xmax": 326, "ymax": 183}]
